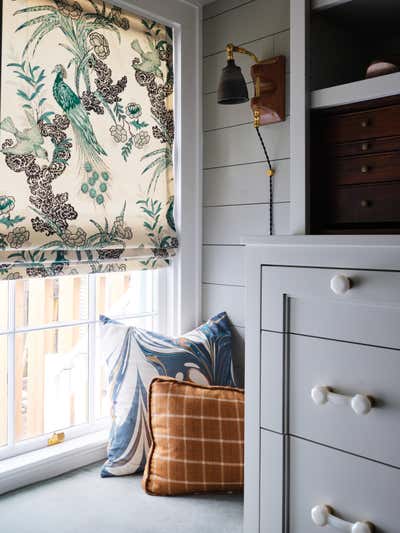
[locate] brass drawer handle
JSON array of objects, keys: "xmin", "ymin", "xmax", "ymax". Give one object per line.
[
  {"xmin": 361, "ymin": 142, "xmax": 369, "ymax": 151},
  {"xmin": 360, "ymin": 200, "xmax": 371, "ymax": 208},
  {"xmin": 361, "ymin": 165, "xmax": 369, "ymax": 174},
  {"xmin": 361, "ymin": 119, "xmax": 370, "ymax": 128}
]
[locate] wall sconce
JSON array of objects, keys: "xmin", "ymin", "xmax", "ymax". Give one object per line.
[
  {"xmin": 217, "ymin": 44, "xmax": 286, "ymax": 236},
  {"xmin": 217, "ymin": 43, "xmax": 286, "ymax": 127}
]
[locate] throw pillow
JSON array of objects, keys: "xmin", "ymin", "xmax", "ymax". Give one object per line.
[
  {"xmin": 142, "ymin": 377, "xmax": 244, "ymax": 495},
  {"xmin": 100, "ymin": 311, "xmax": 235, "ymax": 477}
]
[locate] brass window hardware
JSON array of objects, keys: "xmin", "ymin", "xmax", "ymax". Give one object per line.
[{"xmin": 48, "ymin": 432, "xmax": 65, "ymax": 446}]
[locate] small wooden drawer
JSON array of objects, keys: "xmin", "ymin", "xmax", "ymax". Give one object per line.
[
  {"xmin": 290, "ymin": 438, "xmax": 400, "ymax": 533},
  {"xmin": 330, "ymin": 136, "xmax": 400, "ymax": 157},
  {"xmin": 323, "ymin": 104, "xmax": 400, "ymax": 143},
  {"xmin": 329, "ymin": 182, "xmax": 400, "ymax": 225},
  {"xmin": 330, "ymin": 152, "xmax": 400, "ymax": 186},
  {"xmin": 289, "ymin": 334, "xmax": 400, "ymax": 468}
]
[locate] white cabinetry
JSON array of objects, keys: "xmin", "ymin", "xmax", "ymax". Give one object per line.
[{"xmin": 244, "ymin": 236, "xmax": 400, "ymax": 533}]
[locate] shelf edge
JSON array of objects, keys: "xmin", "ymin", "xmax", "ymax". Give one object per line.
[{"xmin": 311, "ymin": 72, "xmax": 400, "ymax": 109}]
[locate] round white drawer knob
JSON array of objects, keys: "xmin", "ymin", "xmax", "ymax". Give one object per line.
[
  {"xmin": 351, "ymin": 394, "xmax": 372, "ymax": 416},
  {"xmin": 311, "ymin": 386, "xmax": 329, "ymax": 405},
  {"xmin": 330, "ymin": 274, "xmax": 351, "ymax": 295},
  {"xmin": 311, "ymin": 505, "xmax": 330, "ymax": 526},
  {"xmin": 352, "ymin": 522, "xmax": 373, "ymax": 533}
]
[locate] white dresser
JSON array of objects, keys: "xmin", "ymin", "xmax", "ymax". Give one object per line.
[{"xmin": 244, "ymin": 236, "xmax": 400, "ymax": 533}]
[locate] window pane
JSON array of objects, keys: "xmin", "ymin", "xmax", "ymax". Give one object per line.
[
  {"xmin": 0, "ymin": 281, "xmax": 8, "ymax": 332},
  {"xmin": 0, "ymin": 335, "xmax": 7, "ymax": 447},
  {"xmin": 15, "ymin": 326, "xmax": 88, "ymax": 442},
  {"xmin": 15, "ymin": 276, "xmax": 88, "ymax": 329},
  {"xmin": 119, "ymin": 316, "xmax": 157, "ymax": 329},
  {"xmin": 96, "ymin": 270, "xmax": 156, "ymax": 319}
]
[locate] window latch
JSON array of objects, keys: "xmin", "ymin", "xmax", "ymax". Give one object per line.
[{"xmin": 47, "ymin": 432, "xmax": 65, "ymax": 446}]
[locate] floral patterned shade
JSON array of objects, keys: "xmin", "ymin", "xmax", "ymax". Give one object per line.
[{"xmin": 0, "ymin": 0, "xmax": 177, "ymax": 280}]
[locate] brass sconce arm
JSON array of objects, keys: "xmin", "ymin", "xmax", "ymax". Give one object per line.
[{"xmin": 226, "ymin": 43, "xmax": 260, "ymax": 64}]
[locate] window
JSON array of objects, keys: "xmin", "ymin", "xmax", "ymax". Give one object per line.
[{"xmin": 0, "ymin": 269, "xmax": 168, "ymax": 460}]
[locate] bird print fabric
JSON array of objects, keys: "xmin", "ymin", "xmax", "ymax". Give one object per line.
[{"xmin": 0, "ymin": 0, "xmax": 177, "ymax": 280}]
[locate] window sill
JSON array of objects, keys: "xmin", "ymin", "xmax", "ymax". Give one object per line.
[{"xmin": 0, "ymin": 430, "xmax": 108, "ymax": 496}]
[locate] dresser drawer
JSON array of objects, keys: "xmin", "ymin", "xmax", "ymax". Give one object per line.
[
  {"xmin": 262, "ymin": 266, "xmax": 400, "ymax": 348},
  {"xmin": 329, "ymin": 182, "xmax": 400, "ymax": 225},
  {"xmin": 324, "ymin": 104, "xmax": 400, "ymax": 143},
  {"xmin": 330, "ymin": 152, "xmax": 400, "ymax": 186},
  {"xmin": 331, "ymin": 136, "xmax": 400, "ymax": 157},
  {"xmin": 290, "ymin": 438, "xmax": 400, "ymax": 533},
  {"xmin": 289, "ymin": 334, "xmax": 400, "ymax": 467}
]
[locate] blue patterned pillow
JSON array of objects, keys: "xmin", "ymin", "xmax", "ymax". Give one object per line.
[{"xmin": 100, "ymin": 311, "xmax": 235, "ymax": 477}]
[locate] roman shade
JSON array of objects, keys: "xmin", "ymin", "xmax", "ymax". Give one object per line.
[{"xmin": 0, "ymin": 0, "xmax": 176, "ymax": 280}]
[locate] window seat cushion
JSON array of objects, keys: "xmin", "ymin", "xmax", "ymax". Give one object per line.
[{"xmin": 0, "ymin": 462, "xmax": 243, "ymax": 533}]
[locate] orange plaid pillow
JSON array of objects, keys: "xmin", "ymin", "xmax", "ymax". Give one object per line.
[{"xmin": 142, "ymin": 377, "xmax": 244, "ymax": 496}]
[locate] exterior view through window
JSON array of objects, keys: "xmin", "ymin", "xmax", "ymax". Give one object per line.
[{"xmin": 0, "ymin": 270, "xmax": 165, "ymax": 460}]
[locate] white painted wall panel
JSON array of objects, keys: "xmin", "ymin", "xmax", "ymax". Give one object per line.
[
  {"xmin": 274, "ymin": 29, "xmax": 291, "ymax": 72},
  {"xmin": 204, "ymin": 158, "xmax": 290, "ymax": 206},
  {"xmin": 204, "ymin": 90, "xmax": 253, "ymax": 131},
  {"xmin": 202, "ymin": 0, "xmax": 291, "ymax": 386},
  {"xmin": 203, "ymin": 0, "xmax": 252, "ymax": 19},
  {"xmin": 204, "ymin": 120, "xmax": 290, "ymax": 168},
  {"xmin": 203, "ymin": 0, "xmax": 290, "ymax": 56},
  {"xmin": 203, "ymin": 245, "xmax": 245, "ymax": 285},
  {"xmin": 203, "ymin": 203, "xmax": 290, "ymax": 244},
  {"xmin": 202, "ymin": 283, "xmax": 245, "ymax": 327}
]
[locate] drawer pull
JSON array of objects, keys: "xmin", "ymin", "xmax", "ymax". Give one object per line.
[
  {"xmin": 330, "ymin": 274, "xmax": 351, "ymax": 295},
  {"xmin": 361, "ymin": 119, "xmax": 370, "ymax": 128},
  {"xmin": 360, "ymin": 165, "xmax": 369, "ymax": 174},
  {"xmin": 360, "ymin": 200, "xmax": 371, "ymax": 208},
  {"xmin": 311, "ymin": 505, "xmax": 374, "ymax": 533},
  {"xmin": 361, "ymin": 142, "xmax": 369, "ymax": 151},
  {"xmin": 311, "ymin": 386, "xmax": 372, "ymax": 415}
]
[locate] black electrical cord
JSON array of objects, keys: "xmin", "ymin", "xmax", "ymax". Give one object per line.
[{"xmin": 255, "ymin": 126, "xmax": 274, "ymax": 236}]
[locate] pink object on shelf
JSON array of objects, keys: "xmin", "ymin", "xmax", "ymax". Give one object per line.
[{"xmin": 365, "ymin": 60, "xmax": 399, "ymax": 79}]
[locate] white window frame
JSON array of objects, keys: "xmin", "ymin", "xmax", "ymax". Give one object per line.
[
  {"xmin": 114, "ymin": 0, "xmax": 202, "ymax": 335},
  {"xmin": 0, "ymin": 0, "xmax": 201, "ymax": 493},
  {"xmin": 1, "ymin": 269, "xmax": 162, "ymax": 462}
]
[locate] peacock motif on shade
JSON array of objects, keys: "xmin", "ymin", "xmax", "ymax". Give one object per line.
[{"xmin": 52, "ymin": 64, "xmax": 109, "ymax": 202}]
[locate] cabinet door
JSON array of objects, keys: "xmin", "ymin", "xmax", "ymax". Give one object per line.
[
  {"xmin": 261, "ymin": 266, "xmax": 400, "ymax": 349},
  {"xmin": 290, "ymin": 437, "xmax": 400, "ymax": 533}
]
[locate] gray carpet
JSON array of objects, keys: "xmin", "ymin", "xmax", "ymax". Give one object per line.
[{"xmin": 0, "ymin": 462, "xmax": 243, "ymax": 533}]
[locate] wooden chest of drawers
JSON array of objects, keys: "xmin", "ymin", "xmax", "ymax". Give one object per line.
[
  {"xmin": 311, "ymin": 96, "xmax": 400, "ymax": 234},
  {"xmin": 244, "ymin": 237, "xmax": 400, "ymax": 533}
]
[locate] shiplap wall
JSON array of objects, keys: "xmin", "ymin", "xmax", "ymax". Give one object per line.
[{"xmin": 202, "ymin": 0, "xmax": 290, "ymax": 386}]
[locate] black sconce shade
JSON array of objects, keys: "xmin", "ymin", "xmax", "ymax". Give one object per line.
[{"xmin": 217, "ymin": 59, "xmax": 249, "ymax": 105}]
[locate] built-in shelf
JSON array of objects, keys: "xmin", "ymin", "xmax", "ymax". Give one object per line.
[
  {"xmin": 312, "ymin": 0, "xmax": 352, "ymax": 12},
  {"xmin": 311, "ymin": 72, "xmax": 400, "ymax": 109}
]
